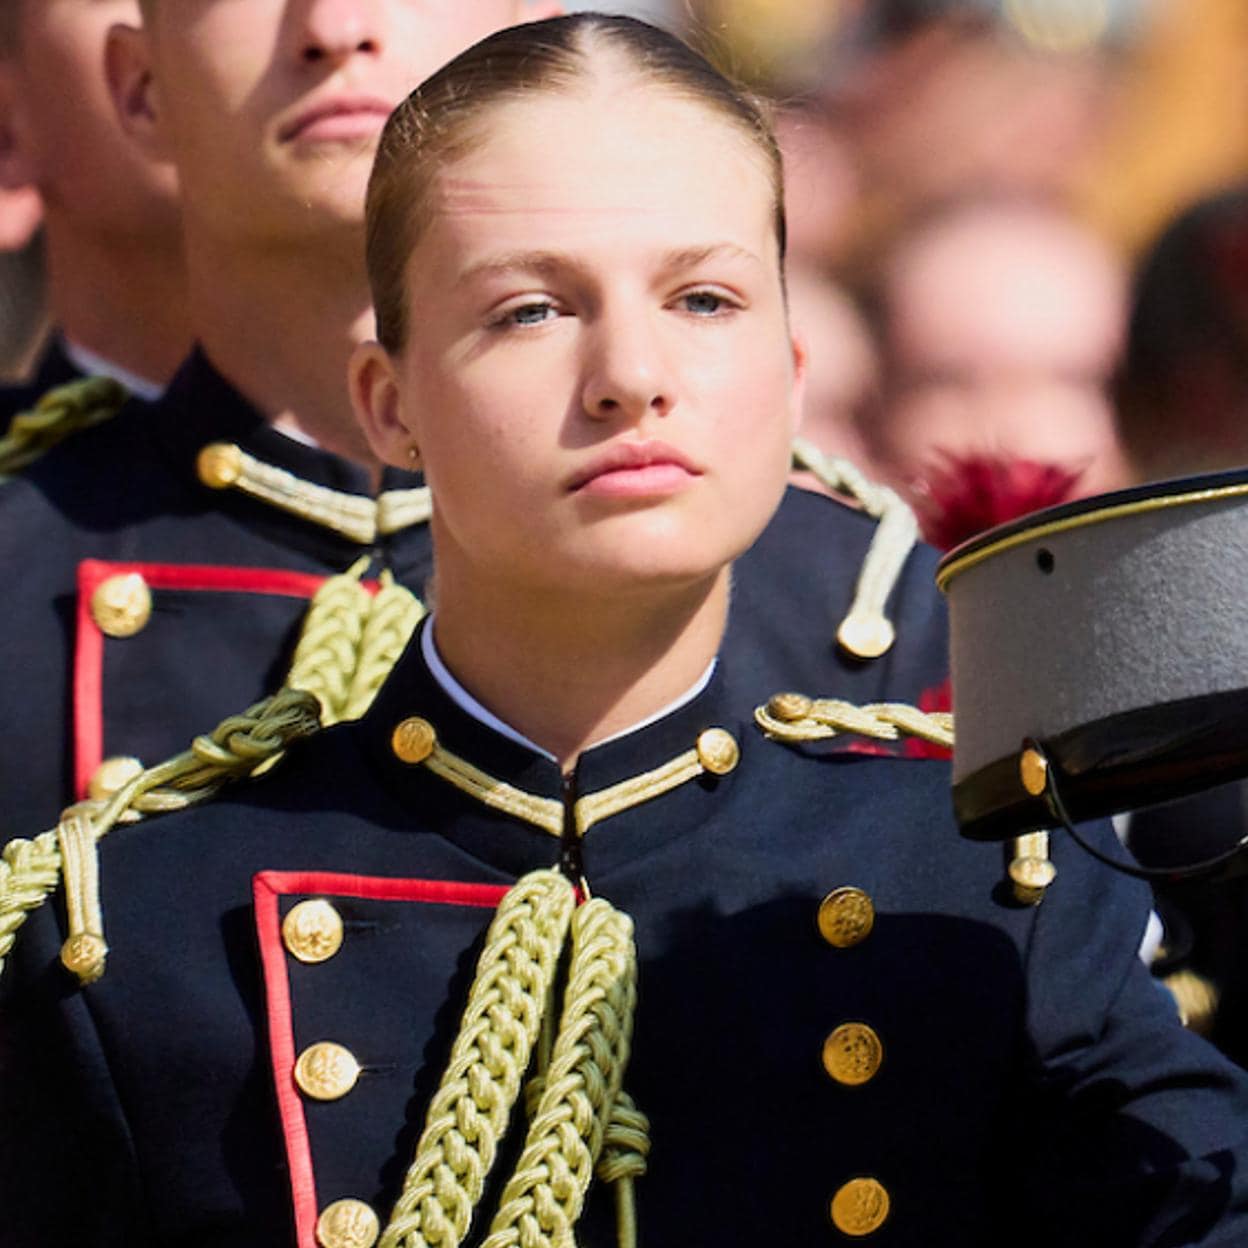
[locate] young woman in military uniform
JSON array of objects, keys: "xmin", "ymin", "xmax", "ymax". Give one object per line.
[{"xmin": 4, "ymin": 15, "xmax": 1248, "ymax": 1248}]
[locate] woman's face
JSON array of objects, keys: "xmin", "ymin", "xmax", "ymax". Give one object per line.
[{"xmin": 355, "ymin": 77, "xmax": 803, "ymax": 602}]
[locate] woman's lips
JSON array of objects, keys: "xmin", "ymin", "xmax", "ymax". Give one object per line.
[
  {"xmin": 569, "ymin": 441, "xmax": 702, "ymax": 499},
  {"xmin": 575, "ymin": 461, "xmax": 699, "ymax": 499}
]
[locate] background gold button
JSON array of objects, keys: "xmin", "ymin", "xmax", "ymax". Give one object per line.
[
  {"xmin": 283, "ymin": 899, "xmax": 344, "ymax": 964},
  {"xmin": 696, "ymin": 727, "xmax": 739, "ymax": 775},
  {"xmin": 830, "ymin": 1177, "xmax": 890, "ymax": 1237},
  {"xmin": 294, "ymin": 1042, "xmax": 361, "ymax": 1101},
  {"xmin": 316, "ymin": 1197, "xmax": 380, "ymax": 1248},
  {"xmin": 822, "ymin": 1022, "xmax": 883, "ymax": 1086},
  {"xmin": 87, "ymin": 755, "xmax": 145, "ymax": 801},
  {"xmin": 197, "ymin": 441, "xmax": 243, "ymax": 489},
  {"xmin": 817, "ymin": 887, "xmax": 875, "ymax": 948},
  {"xmin": 91, "ymin": 573, "xmax": 152, "ymax": 638},
  {"xmin": 391, "ymin": 716, "xmax": 436, "ymax": 764}
]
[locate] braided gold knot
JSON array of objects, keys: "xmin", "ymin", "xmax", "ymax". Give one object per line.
[
  {"xmin": 0, "ymin": 375, "xmax": 128, "ymax": 478},
  {"xmin": 755, "ymin": 691, "xmax": 955, "ymax": 749}
]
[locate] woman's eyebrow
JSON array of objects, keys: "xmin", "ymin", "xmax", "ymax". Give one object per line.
[
  {"xmin": 661, "ymin": 242, "xmax": 763, "ymax": 272},
  {"xmin": 458, "ymin": 242, "xmax": 763, "ymax": 287}
]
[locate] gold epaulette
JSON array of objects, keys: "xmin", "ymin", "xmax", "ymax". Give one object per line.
[
  {"xmin": 754, "ymin": 690, "xmax": 1055, "ymax": 903},
  {"xmin": 0, "ymin": 376, "xmax": 129, "ymax": 480},
  {"xmin": 754, "ymin": 690, "xmax": 954, "ymax": 749}
]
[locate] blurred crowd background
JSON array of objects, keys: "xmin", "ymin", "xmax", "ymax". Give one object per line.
[{"xmin": 7, "ymin": 0, "xmax": 1248, "ymax": 550}]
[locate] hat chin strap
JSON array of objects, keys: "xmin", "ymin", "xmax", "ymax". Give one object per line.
[{"xmin": 1021, "ymin": 738, "xmax": 1248, "ymax": 881}]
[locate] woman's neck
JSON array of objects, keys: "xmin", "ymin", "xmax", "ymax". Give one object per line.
[{"xmin": 432, "ymin": 567, "xmax": 730, "ymax": 772}]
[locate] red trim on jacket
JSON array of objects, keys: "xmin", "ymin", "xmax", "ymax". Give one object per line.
[
  {"xmin": 73, "ymin": 560, "xmax": 358, "ymax": 799},
  {"xmin": 252, "ymin": 871, "xmax": 509, "ymax": 1247}
]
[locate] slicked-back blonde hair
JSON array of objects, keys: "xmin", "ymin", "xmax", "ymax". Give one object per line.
[{"xmin": 365, "ymin": 12, "xmax": 786, "ymax": 353}]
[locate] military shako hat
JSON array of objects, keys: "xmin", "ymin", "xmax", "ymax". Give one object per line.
[{"xmin": 938, "ymin": 468, "xmax": 1248, "ymax": 853}]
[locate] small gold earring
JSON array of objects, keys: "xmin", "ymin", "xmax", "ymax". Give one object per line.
[{"xmin": 407, "ymin": 445, "xmax": 419, "ymax": 463}]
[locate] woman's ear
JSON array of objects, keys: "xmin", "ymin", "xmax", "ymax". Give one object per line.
[
  {"xmin": 105, "ymin": 22, "xmax": 169, "ymax": 159},
  {"xmin": 349, "ymin": 341, "xmax": 420, "ymax": 469},
  {"xmin": 788, "ymin": 331, "xmax": 809, "ymax": 437}
]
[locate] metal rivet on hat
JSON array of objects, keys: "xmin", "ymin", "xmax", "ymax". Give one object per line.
[{"xmin": 1019, "ymin": 747, "xmax": 1049, "ymax": 797}]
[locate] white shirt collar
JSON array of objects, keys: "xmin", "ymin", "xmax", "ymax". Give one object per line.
[
  {"xmin": 421, "ymin": 617, "xmax": 716, "ymax": 764},
  {"xmin": 60, "ymin": 337, "xmax": 164, "ymax": 402}
]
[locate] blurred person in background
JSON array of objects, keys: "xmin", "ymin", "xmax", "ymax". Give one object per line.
[
  {"xmin": 1111, "ymin": 184, "xmax": 1248, "ymax": 1067},
  {"xmin": 0, "ymin": 0, "xmax": 188, "ymax": 409},
  {"xmin": 858, "ymin": 196, "xmax": 1131, "ymax": 548},
  {"xmin": 697, "ymin": 0, "xmax": 1141, "ymax": 278},
  {"xmin": 1114, "ymin": 185, "xmax": 1248, "ymax": 483}
]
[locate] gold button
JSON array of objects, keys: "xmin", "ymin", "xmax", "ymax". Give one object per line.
[
  {"xmin": 197, "ymin": 441, "xmax": 243, "ymax": 489},
  {"xmin": 283, "ymin": 899, "xmax": 345, "ymax": 964},
  {"xmin": 91, "ymin": 573, "xmax": 152, "ymax": 638},
  {"xmin": 391, "ymin": 716, "xmax": 436, "ymax": 764},
  {"xmin": 1019, "ymin": 747, "xmax": 1049, "ymax": 797},
  {"xmin": 696, "ymin": 727, "xmax": 739, "ymax": 775},
  {"xmin": 294, "ymin": 1041, "xmax": 361, "ymax": 1101},
  {"xmin": 822, "ymin": 1022, "xmax": 883, "ymax": 1086},
  {"xmin": 817, "ymin": 887, "xmax": 875, "ymax": 949},
  {"xmin": 87, "ymin": 755, "xmax": 145, "ymax": 801},
  {"xmin": 830, "ymin": 1177, "xmax": 890, "ymax": 1237},
  {"xmin": 836, "ymin": 614, "xmax": 895, "ymax": 660},
  {"xmin": 316, "ymin": 1198, "xmax": 380, "ymax": 1248},
  {"xmin": 768, "ymin": 692, "xmax": 812, "ymax": 722}
]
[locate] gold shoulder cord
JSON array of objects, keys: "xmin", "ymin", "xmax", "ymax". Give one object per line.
[
  {"xmin": 790, "ymin": 438, "xmax": 919, "ymax": 660},
  {"xmin": 755, "ymin": 690, "xmax": 1053, "ymax": 906},
  {"xmin": 197, "ymin": 441, "xmax": 433, "ymax": 545},
  {"xmin": 0, "ymin": 376, "xmax": 129, "ymax": 480}
]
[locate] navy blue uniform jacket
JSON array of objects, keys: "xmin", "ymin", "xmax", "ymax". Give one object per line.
[
  {"xmin": 0, "ymin": 348, "xmax": 948, "ymax": 834},
  {"xmin": 3, "ymin": 628, "xmax": 1248, "ymax": 1246}
]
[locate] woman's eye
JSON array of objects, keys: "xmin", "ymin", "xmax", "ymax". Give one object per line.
[
  {"xmin": 496, "ymin": 300, "xmax": 559, "ymax": 328},
  {"xmin": 680, "ymin": 290, "xmax": 732, "ymax": 316}
]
